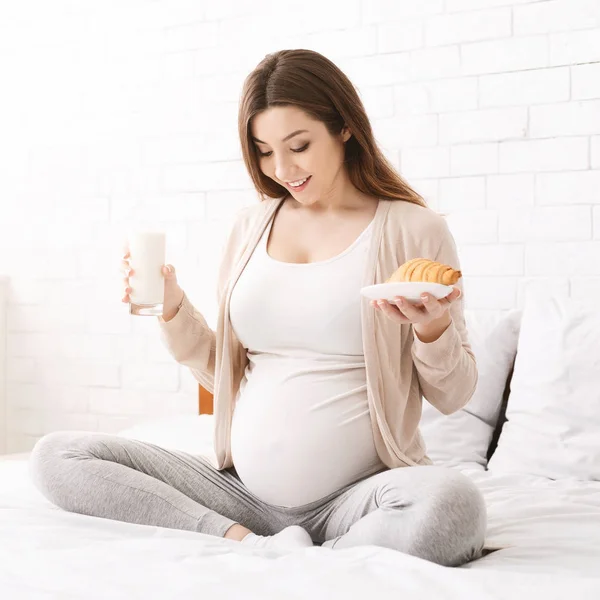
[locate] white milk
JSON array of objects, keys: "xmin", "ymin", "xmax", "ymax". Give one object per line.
[{"xmin": 128, "ymin": 230, "xmax": 165, "ymax": 316}]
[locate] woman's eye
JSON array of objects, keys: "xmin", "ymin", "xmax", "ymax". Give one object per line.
[
  {"xmin": 258, "ymin": 143, "xmax": 309, "ymax": 158},
  {"xmin": 293, "ymin": 143, "xmax": 309, "ymax": 153}
]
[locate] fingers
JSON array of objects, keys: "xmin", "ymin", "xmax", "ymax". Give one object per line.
[
  {"xmin": 426, "ymin": 288, "xmax": 461, "ymax": 308},
  {"xmin": 417, "ymin": 289, "xmax": 460, "ymax": 317},
  {"xmin": 371, "ymin": 299, "xmax": 411, "ymax": 323},
  {"xmin": 121, "ymin": 281, "xmax": 132, "ymax": 302},
  {"xmin": 372, "ymin": 296, "xmax": 435, "ymax": 322},
  {"xmin": 162, "ymin": 265, "xmax": 176, "ymax": 279},
  {"xmin": 393, "ymin": 296, "xmax": 427, "ymax": 319},
  {"xmin": 121, "ymin": 256, "xmax": 134, "ymax": 277},
  {"xmin": 371, "ymin": 288, "xmax": 462, "ymax": 324},
  {"xmin": 120, "ymin": 246, "xmax": 176, "ymax": 305},
  {"xmin": 121, "ymin": 251, "xmax": 132, "ymax": 303}
]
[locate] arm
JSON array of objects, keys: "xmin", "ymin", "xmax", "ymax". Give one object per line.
[
  {"xmin": 157, "ymin": 290, "xmax": 217, "ymax": 393},
  {"xmin": 413, "ymin": 311, "xmax": 452, "ymax": 344},
  {"xmin": 410, "ymin": 219, "xmax": 478, "ymax": 415},
  {"xmin": 156, "ymin": 208, "xmax": 250, "ymax": 393}
]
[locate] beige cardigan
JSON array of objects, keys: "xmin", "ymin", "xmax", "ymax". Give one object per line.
[{"xmin": 158, "ymin": 196, "xmax": 478, "ymax": 470}]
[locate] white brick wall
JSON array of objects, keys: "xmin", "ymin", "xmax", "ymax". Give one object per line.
[
  {"xmin": 0, "ymin": 277, "xmax": 7, "ymax": 453},
  {"xmin": 1, "ymin": 0, "xmax": 599, "ymax": 452}
]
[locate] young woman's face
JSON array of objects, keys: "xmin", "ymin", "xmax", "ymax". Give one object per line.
[{"xmin": 251, "ymin": 105, "xmax": 351, "ymax": 207}]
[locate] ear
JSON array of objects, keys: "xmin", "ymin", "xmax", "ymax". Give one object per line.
[{"xmin": 341, "ymin": 125, "xmax": 352, "ymax": 143}]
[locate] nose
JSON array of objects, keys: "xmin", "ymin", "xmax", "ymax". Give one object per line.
[{"xmin": 274, "ymin": 154, "xmax": 296, "ymax": 183}]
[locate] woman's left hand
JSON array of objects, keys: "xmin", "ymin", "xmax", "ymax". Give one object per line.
[{"xmin": 370, "ymin": 287, "xmax": 461, "ymax": 326}]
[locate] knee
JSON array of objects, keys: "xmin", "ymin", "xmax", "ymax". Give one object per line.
[
  {"xmin": 343, "ymin": 468, "xmax": 486, "ymax": 566},
  {"xmin": 411, "ymin": 469, "xmax": 487, "ymax": 567},
  {"xmin": 29, "ymin": 431, "xmax": 97, "ymax": 498}
]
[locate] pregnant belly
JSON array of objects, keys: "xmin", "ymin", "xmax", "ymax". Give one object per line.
[{"xmin": 230, "ymin": 375, "xmax": 384, "ymax": 508}]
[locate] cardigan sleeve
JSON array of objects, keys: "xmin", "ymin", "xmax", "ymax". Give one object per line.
[
  {"xmin": 155, "ymin": 206, "xmax": 251, "ymax": 394},
  {"xmin": 156, "ymin": 289, "xmax": 217, "ymax": 393},
  {"xmin": 410, "ymin": 218, "xmax": 478, "ymax": 415}
]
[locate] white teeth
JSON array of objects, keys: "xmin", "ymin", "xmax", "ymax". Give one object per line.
[{"xmin": 289, "ymin": 177, "xmax": 309, "ymax": 187}]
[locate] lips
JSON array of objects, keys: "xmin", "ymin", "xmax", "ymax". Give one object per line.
[{"xmin": 286, "ymin": 175, "xmax": 311, "ymax": 192}]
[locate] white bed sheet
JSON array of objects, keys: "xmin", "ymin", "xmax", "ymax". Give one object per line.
[{"xmin": 1, "ymin": 451, "xmax": 600, "ymax": 599}]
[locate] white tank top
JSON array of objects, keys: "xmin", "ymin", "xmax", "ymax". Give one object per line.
[{"xmin": 228, "ymin": 213, "xmax": 386, "ymax": 508}]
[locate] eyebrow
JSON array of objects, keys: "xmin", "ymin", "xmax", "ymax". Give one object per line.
[{"xmin": 252, "ymin": 129, "xmax": 309, "ymax": 144}]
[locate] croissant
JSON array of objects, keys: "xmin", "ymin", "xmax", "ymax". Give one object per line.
[{"xmin": 386, "ymin": 258, "xmax": 462, "ymax": 286}]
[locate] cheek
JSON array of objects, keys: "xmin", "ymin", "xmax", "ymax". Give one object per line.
[
  {"xmin": 300, "ymin": 156, "xmax": 316, "ymax": 175},
  {"xmin": 258, "ymin": 151, "xmax": 318, "ymax": 180},
  {"xmin": 302, "ymin": 150, "xmax": 324, "ymax": 177},
  {"xmin": 258, "ymin": 158, "xmax": 271, "ymax": 177},
  {"xmin": 316, "ymin": 146, "xmax": 341, "ymax": 172}
]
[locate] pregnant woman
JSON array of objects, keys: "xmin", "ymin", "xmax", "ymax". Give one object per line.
[{"xmin": 29, "ymin": 49, "xmax": 486, "ymax": 567}]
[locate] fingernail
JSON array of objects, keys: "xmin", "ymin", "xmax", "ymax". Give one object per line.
[{"xmin": 421, "ymin": 295, "xmax": 429, "ymax": 302}]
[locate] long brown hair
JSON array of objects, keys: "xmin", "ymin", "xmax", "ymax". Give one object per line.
[{"xmin": 238, "ymin": 49, "xmax": 428, "ymax": 208}]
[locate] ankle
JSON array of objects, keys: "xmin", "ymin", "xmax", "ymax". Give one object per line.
[{"xmin": 224, "ymin": 523, "xmax": 253, "ymax": 542}]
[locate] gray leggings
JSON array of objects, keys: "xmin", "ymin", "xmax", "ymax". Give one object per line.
[{"xmin": 28, "ymin": 431, "xmax": 487, "ymax": 567}]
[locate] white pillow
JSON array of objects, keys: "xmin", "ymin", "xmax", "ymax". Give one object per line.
[
  {"xmin": 419, "ymin": 309, "xmax": 522, "ymax": 469},
  {"xmin": 487, "ymin": 290, "xmax": 600, "ymax": 480},
  {"xmin": 117, "ymin": 414, "xmax": 216, "ymax": 462}
]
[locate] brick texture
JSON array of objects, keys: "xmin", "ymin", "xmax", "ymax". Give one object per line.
[{"xmin": 1, "ymin": 0, "xmax": 599, "ymax": 451}]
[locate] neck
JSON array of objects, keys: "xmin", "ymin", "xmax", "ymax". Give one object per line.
[{"xmin": 286, "ymin": 184, "xmax": 374, "ymax": 215}]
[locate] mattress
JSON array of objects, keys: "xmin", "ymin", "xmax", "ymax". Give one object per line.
[{"xmin": 1, "ymin": 449, "xmax": 600, "ymax": 599}]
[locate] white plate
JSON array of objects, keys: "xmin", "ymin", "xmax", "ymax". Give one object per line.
[{"xmin": 360, "ymin": 282, "xmax": 455, "ymax": 304}]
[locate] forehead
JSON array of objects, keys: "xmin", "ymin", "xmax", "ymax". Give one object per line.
[{"xmin": 251, "ymin": 106, "xmax": 317, "ymax": 138}]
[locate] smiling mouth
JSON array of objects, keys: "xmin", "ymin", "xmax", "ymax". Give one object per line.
[{"xmin": 285, "ymin": 176, "xmax": 312, "ymax": 191}]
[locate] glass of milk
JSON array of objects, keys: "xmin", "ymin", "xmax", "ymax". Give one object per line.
[{"xmin": 127, "ymin": 229, "xmax": 166, "ymax": 317}]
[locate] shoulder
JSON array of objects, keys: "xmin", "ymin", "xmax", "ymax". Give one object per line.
[
  {"xmin": 225, "ymin": 197, "xmax": 281, "ymax": 241},
  {"xmin": 386, "ymin": 199, "xmax": 450, "ymax": 238},
  {"xmin": 217, "ymin": 198, "xmax": 281, "ymax": 289},
  {"xmin": 234, "ymin": 197, "xmax": 281, "ymax": 227},
  {"xmin": 383, "ymin": 200, "xmax": 456, "ymax": 263}
]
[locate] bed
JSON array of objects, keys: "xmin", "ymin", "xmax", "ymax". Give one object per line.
[
  {"xmin": 1, "ymin": 425, "xmax": 600, "ymax": 598},
  {"xmin": 1, "ymin": 291, "xmax": 599, "ymax": 598}
]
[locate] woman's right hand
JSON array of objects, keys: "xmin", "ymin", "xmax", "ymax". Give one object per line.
[{"xmin": 121, "ymin": 244, "xmax": 185, "ymax": 320}]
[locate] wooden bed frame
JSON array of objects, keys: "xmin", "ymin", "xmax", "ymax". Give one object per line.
[{"xmin": 198, "ymin": 384, "xmax": 214, "ymax": 415}]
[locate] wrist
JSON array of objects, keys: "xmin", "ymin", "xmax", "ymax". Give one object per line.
[
  {"xmin": 414, "ymin": 312, "xmax": 452, "ymax": 343},
  {"xmin": 162, "ymin": 290, "xmax": 185, "ymax": 322},
  {"xmin": 162, "ymin": 308, "xmax": 179, "ymax": 322}
]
